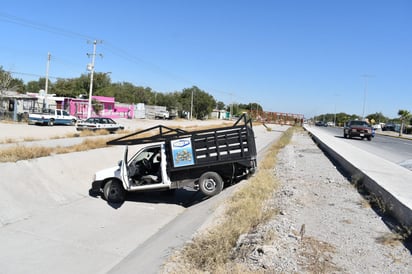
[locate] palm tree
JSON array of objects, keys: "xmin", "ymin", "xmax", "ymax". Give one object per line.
[{"xmin": 397, "ymin": 109, "xmax": 411, "ymax": 136}]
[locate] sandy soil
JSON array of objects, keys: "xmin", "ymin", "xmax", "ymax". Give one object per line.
[{"xmin": 232, "ymin": 129, "xmax": 412, "ymax": 273}]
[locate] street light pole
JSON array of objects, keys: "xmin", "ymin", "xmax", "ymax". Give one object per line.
[{"xmin": 361, "ymin": 74, "xmax": 373, "ymax": 120}]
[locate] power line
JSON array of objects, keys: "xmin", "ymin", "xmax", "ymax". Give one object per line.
[
  {"xmin": 0, "ymin": 12, "xmax": 93, "ymax": 41},
  {"xmin": 7, "ymin": 70, "xmax": 63, "ymax": 80},
  {"xmin": 1, "ymin": 12, "xmax": 258, "ymax": 106}
]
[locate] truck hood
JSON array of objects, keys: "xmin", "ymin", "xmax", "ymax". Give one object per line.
[{"xmin": 94, "ymin": 165, "xmax": 120, "ymax": 181}]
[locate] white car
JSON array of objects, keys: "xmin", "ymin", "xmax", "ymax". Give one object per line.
[{"xmin": 76, "ymin": 117, "xmax": 124, "ymax": 133}]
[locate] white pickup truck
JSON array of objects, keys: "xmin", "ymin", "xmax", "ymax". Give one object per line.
[
  {"xmin": 154, "ymin": 110, "xmax": 170, "ymax": 119},
  {"xmin": 91, "ymin": 114, "xmax": 257, "ymax": 203},
  {"xmin": 28, "ymin": 109, "xmax": 77, "ymax": 126}
]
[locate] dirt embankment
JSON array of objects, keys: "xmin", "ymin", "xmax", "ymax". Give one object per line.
[{"xmin": 232, "ymin": 130, "xmax": 411, "ymax": 273}]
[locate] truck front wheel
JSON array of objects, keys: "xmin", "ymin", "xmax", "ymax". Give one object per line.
[
  {"xmin": 199, "ymin": 172, "xmax": 223, "ymax": 197},
  {"xmin": 103, "ymin": 179, "xmax": 126, "ymax": 203}
]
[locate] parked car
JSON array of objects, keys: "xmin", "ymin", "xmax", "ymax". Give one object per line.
[
  {"xmin": 382, "ymin": 123, "xmax": 396, "ymax": 131},
  {"xmin": 76, "ymin": 117, "xmax": 124, "ymax": 133},
  {"xmin": 28, "ymin": 109, "xmax": 77, "ymax": 126},
  {"xmin": 343, "ymin": 120, "xmax": 373, "ymax": 141}
]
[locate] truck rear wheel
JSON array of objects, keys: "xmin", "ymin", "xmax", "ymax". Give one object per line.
[
  {"xmin": 103, "ymin": 179, "xmax": 126, "ymax": 203},
  {"xmin": 199, "ymin": 172, "xmax": 223, "ymax": 197},
  {"xmin": 48, "ymin": 119, "xmax": 55, "ymax": 126}
]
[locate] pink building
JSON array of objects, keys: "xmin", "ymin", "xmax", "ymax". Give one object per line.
[{"xmin": 66, "ymin": 96, "xmax": 133, "ymax": 119}]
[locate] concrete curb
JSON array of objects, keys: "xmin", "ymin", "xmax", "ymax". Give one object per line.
[{"xmin": 304, "ymin": 127, "xmax": 412, "ymax": 233}]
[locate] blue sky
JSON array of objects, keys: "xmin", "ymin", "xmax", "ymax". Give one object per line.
[{"xmin": 1, "ymin": 0, "xmax": 411, "ymax": 119}]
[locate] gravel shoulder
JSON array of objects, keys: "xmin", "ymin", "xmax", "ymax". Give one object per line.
[{"xmin": 233, "ymin": 129, "xmax": 412, "ymax": 273}]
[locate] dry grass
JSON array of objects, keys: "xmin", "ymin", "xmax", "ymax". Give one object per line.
[
  {"xmin": 375, "ymin": 233, "xmax": 403, "ymax": 247},
  {"xmin": 0, "ymin": 138, "xmax": 15, "ymax": 144},
  {"xmin": 164, "ymin": 126, "xmax": 296, "ymax": 273},
  {"xmin": 22, "ymin": 137, "xmax": 38, "ymax": 142},
  {"xmin": 0, "ymin": 137, "xmax": 110, "ymax": 162},
  {"xmin": 0, "ymin": 145, "xmax": 54, "ymax": 162},
  {"xmin": 298, "ymin": 236, "xmax": 342, "ymax": 273}
]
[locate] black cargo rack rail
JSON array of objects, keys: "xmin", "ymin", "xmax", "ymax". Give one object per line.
[{"xmin": 106, "ymin": 113, "xmax": 253, "ymax": 146}]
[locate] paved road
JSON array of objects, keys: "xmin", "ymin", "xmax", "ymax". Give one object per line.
[
  {"xmin": 0, "ymin": 123, "xmax": 286, "ymax": 274},
  {"xmin": 310, "ymin": 126, "xmax": 412, "ymax": 171}
]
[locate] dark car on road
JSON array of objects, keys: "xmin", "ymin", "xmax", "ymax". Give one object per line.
[
  {"xmin": 315, "ymin": 121, "xmax": 327, "ymax": 127},
  {"xmin": 76, "ymin": 117, "xmax": 124, "ymax": 133},
  {"xmin": 382, "ymin": 123, "xmax": 396, "ymax": 131},
  {"xmin": 343, "ymin": 120, "xmax": 373, "ymax": 141}
]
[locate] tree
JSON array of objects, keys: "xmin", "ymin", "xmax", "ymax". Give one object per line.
[
  {"xmin": 366, "ymin": 112, "xmax": 388, "ymax": 125},
  {"xmin": 53, "ymin": 78, "xmax": 81, "ymax": 97},
  {"xmin": 9, "ymin": 78, "xmax": 25, "ymax": 92},
  {"xmin": 216, "ymin": 101, "xmax": 225, "ymax": 110},
  {"xmin": 398, "ymin": 109, "xmax": 411, "ymax": 136},
  {"xmin": 181, "ymin": 86, "xmax": 216, "ymax": 119},
  {"xmin": 26, "ymin": 80, "xmax": 43, "ymax": 93},
  {"xmin": 0, "ymin": 66, "xmax": 13, "ymax": 94},
  {"xmin": 0, "ymin": 64, "xmax": 233, "ymax": 119}
]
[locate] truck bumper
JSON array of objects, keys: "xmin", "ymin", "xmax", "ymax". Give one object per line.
[{"xmin": 90, "ymin": 180, "xmax": 103, "ymax": 195}]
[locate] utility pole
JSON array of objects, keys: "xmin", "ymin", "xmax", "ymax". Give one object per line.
[
  {"xmin": 229, "ymin": 93, "xmax": 233, "ymax": 118},
  {"xmin": 333, "ymin": 93, "xmax": 339, "ymax": 126},
  {"xmin": 87, "ymin": 40, "xmax": 102, "ymax": 118},
  {"xmin": 190, "ymin": 89, "xmax": 194, "ymax": 120},
  {"xmin": 43, "ymin": 52, "xmax": 51, "ymax": 111}
]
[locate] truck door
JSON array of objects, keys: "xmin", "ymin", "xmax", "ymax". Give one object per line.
[{"xmin": 120, "ymin": 145, "xmax": 131, "ymax": 189}]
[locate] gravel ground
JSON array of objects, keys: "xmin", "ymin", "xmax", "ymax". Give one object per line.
[{"xmin": 232, "ymin": 129, "xmax": 412, "ymax": 273}]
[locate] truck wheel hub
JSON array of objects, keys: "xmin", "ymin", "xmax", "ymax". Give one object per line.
[{"xmin": 204, "ymin": 179, "xmax": 216, "ymax": 191}]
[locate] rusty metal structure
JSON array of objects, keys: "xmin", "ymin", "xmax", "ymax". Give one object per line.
[{"xmin": 249, "ymin": 110, "xmax": 304, "ymax": 126}]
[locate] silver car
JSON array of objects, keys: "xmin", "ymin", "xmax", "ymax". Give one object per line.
[{"xmin": 76, "ymin": 117, "xmax": 124, "ymax": 133}]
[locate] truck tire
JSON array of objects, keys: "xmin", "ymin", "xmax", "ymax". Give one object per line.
[
  {"xmin": 48, "ymin": 119, "xmax": 55, "ymax": 126},
  {"xmin": 199, "ymin": 171, "xmax": 223, "ymax": 197},
  {"xmin": 103, "ymin": 179, "xmax": 126, "ymax": 203}
]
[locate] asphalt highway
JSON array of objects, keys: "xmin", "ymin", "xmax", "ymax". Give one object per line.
[{"xmin": 310, "ymin": 126, "xmax": 412, "ymax": 171}]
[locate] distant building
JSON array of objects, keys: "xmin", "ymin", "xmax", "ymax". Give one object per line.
[
  {"xmin": 66, "ymin": 96, "xmax": 134, "ymax": 119},
  {"xmin": 26, "ymin": 92, "xmax": 134, "ymax": 119},
  {"xmin": 0, "ymin": 91, "xmax": 37, "ymax": 121},
  {"xmin": 210, "ymin": 109, "xmax": 229, "ymax": 120}
]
